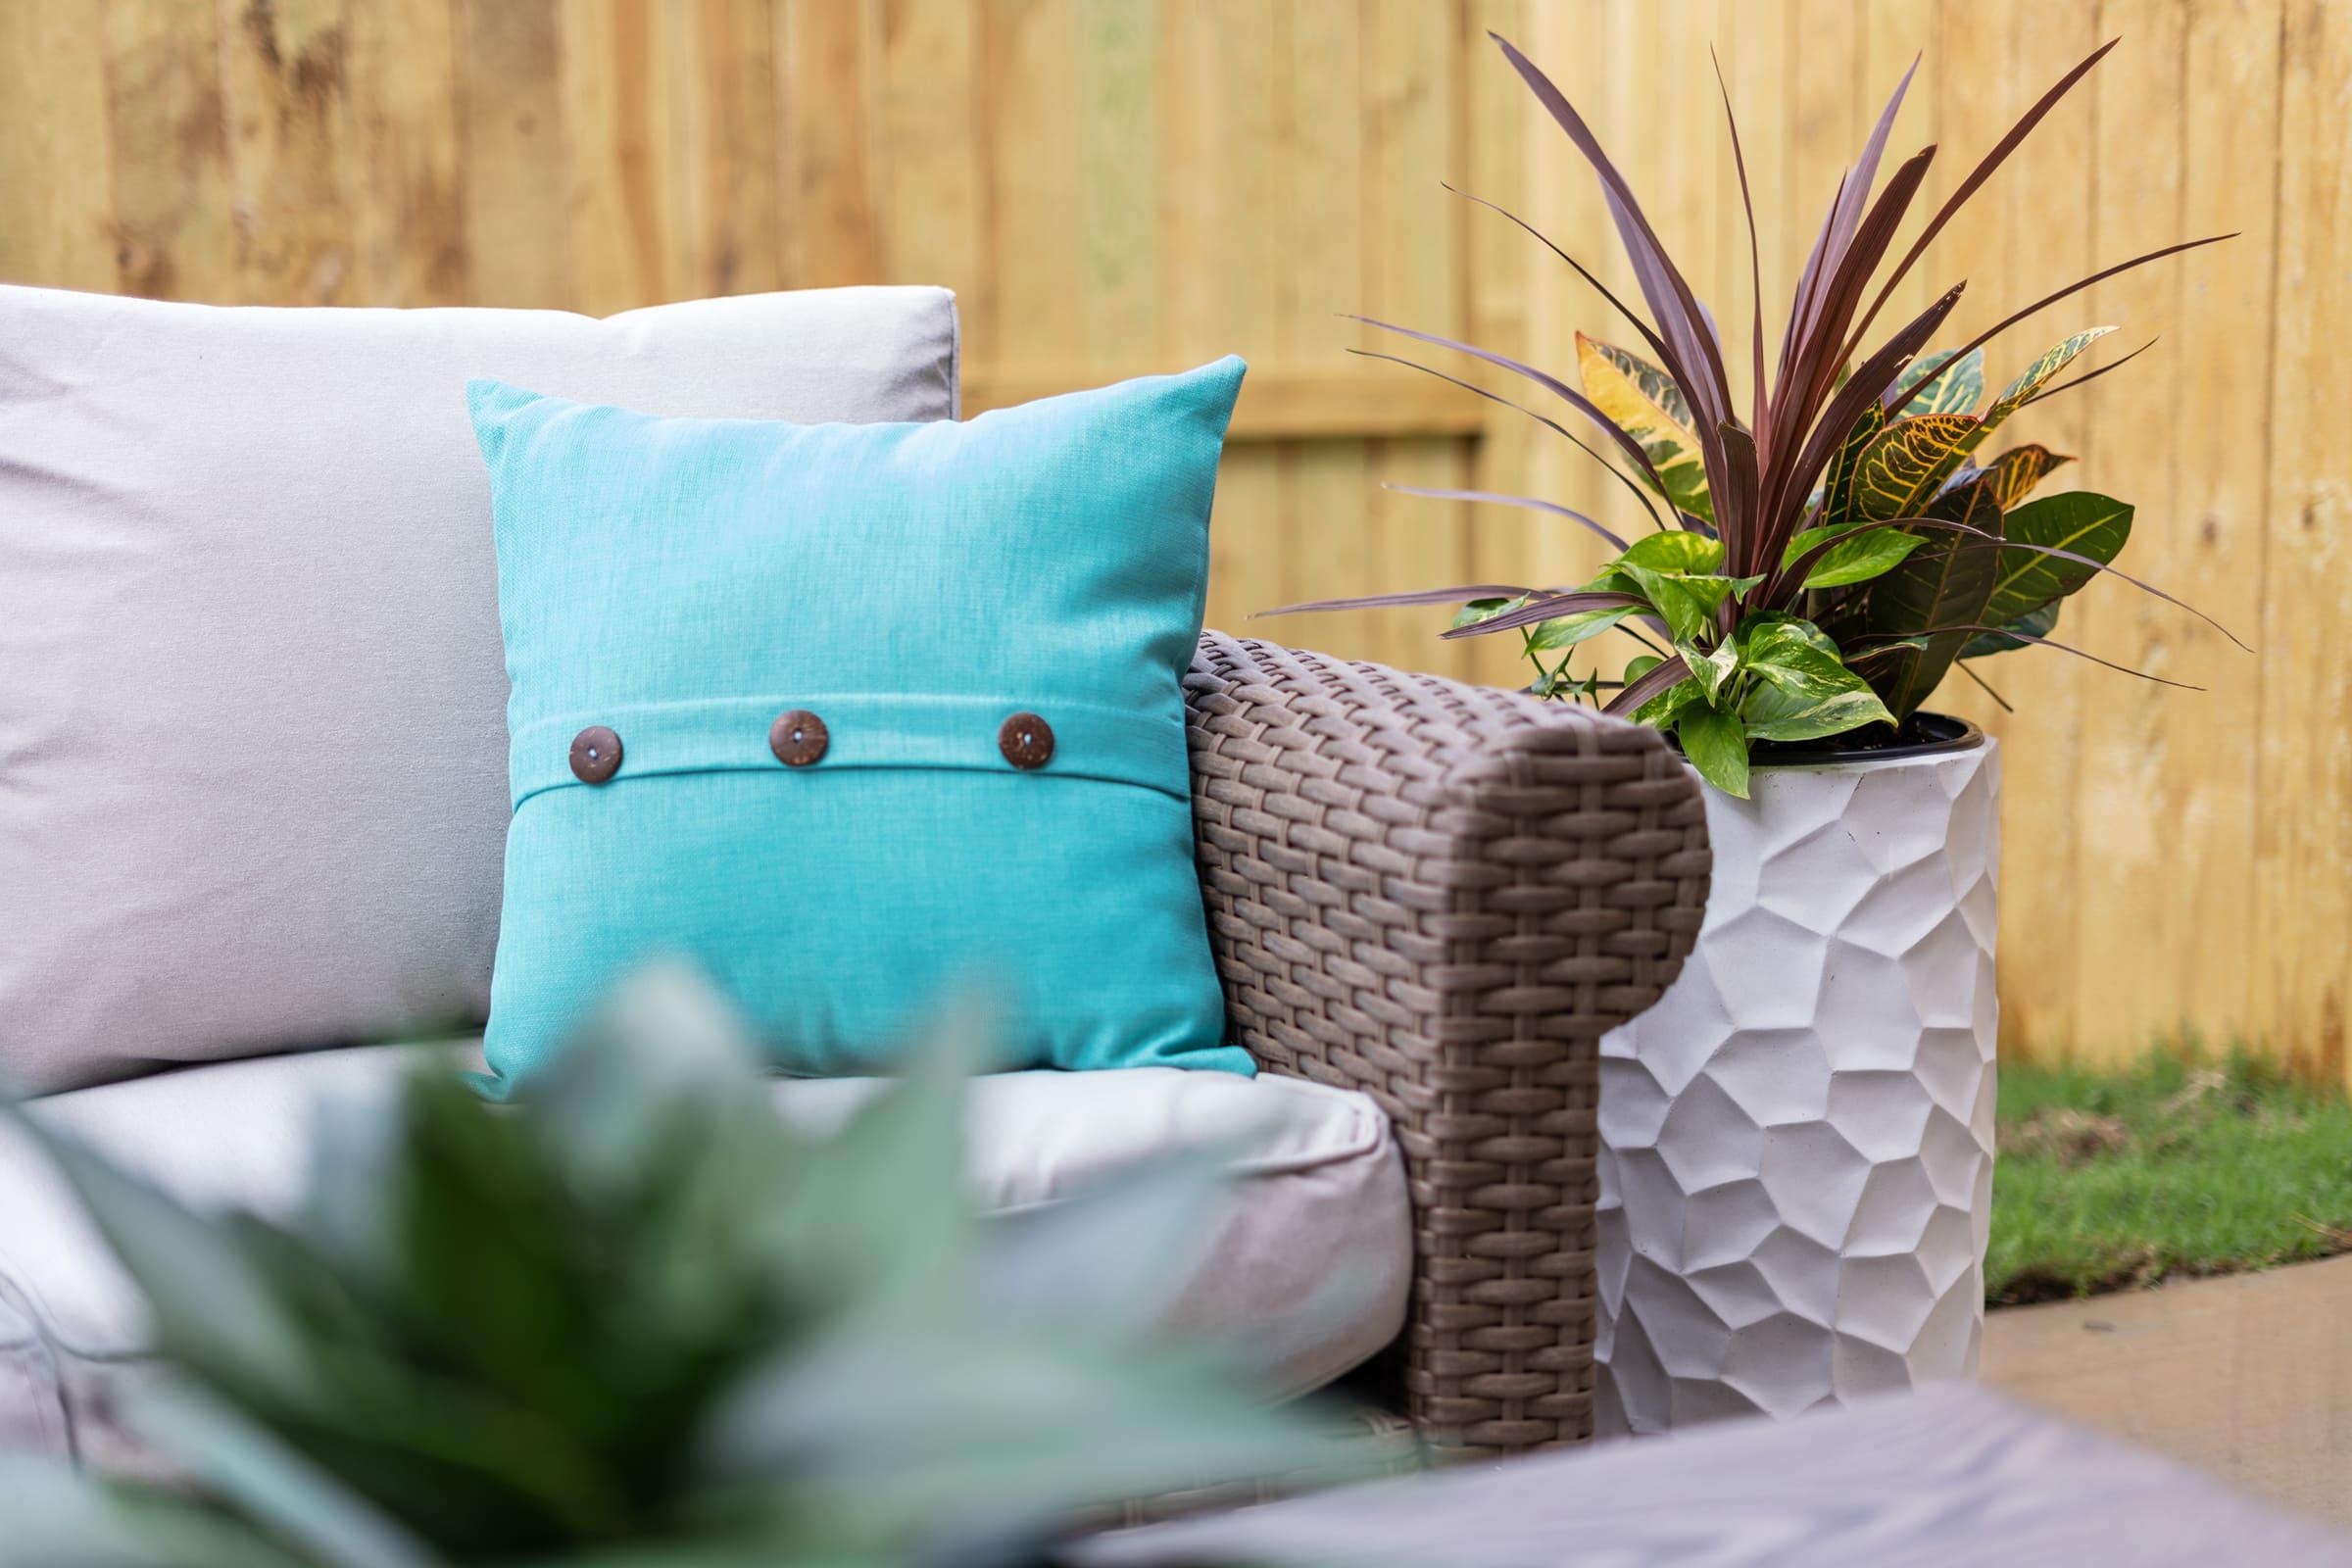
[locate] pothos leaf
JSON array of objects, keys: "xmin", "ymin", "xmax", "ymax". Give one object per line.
[
  {"xmin": 1737, "ymin": 616, "xmax": 1894, "ymax": 742},
  {"xmin": 1680, "ymin": 637, "xmax": 1740, "ymax": 703},
  {"xmin": 1781, "ymin": 522, "xmax": 1924, "ymax": 589},
  {"xmin": 1576, "ymin": 332, "xmax": 1715, "ymax": 524},
  {"xmin": 1981, "ymin": 490, "xmax": 2133, "ymax": 625},
  {"xmin": 1614, "ymin": 529, "xmax": 1724, "ymax": 573},
  {"xmin": 1854, "ymin": 412, "xmax": 1980, "ymax": 520},
  {"xmin": 1527, "ymin": 604, "xmax": 1640, "ymax": 651},
  {"xmin": 1676, "ymin": 706, "xmax": 1749, "ymax": 799},
  {"xmin": 1961, "ymin": 599, "xmax": 2059, "ymax": 660},
  {"xmin": 1889, "ymin": 347, "xmax": 1984, "ymax": 416}
]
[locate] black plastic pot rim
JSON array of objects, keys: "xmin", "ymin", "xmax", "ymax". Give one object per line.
[{"xmin": 1743, "ymin": 710, "xmax": 1985, "ymax": 769}]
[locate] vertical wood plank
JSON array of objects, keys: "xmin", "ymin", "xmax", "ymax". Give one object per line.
[
  {"xmin": 984, "ymin": 0, "xmax": 1086, "ymax": 366},
  {"xmin": 666, "ymin": 0, "xmax": 783, "ymax": 300},
  {"xmin": 874, "ymin": 0, "xmax": 986, "ymax": 320},
  {"xmin": 98, "ymin": 0, "xmax": 233, "ymax": 301},
  {"xmin": 1977, "ymin": 0, "xmax": 2101, "ymax": 1060},
  {"xmin": 1170, "ymin": 0, "xmax": 1284, "ymax": 639},
  {"xmin": 2149, "ymin": 0, "xmax": 2278, "ymax": 1044},
  {"xmin": 342, "ymin": 0, "xmax": 466, "ymax": 305},
  {"xmin": 560, "ymin": 0, "xmax": 679, "ymax": 314},
  {"xmin": 0, "ymin": 0, "xmax": 117, "ymax": 290},
  {"xmin": 776, "ymin": 0, "xmax": 881, "ymax": 289},
  {"xmin": 2257, "ymin": 0, "xmax": 2352, "ymax": 1088},
  {"xmin": 1462, "ymin": 0, "xmax": 1534, "ymax": 691},
  {"xmin": 1275, "ymin": 0, "xmax": 1372, "ymax": 662},
  {"xmin": 1365, "ymin": 0, "xmax": 1466, "ymax": 677},
  {"xmin": 219, "ymin": 0, "xmax": 354, "ymax": 304},
  {"xmin": 2069, "ymin": 0, "xmax": 2190, "ymax": 1060},
  {"xmin": 1078, "ymin": 0, "xmax": 1160, "ymax": 365},
  {"xmin": 454, "ymin": 0, "xmax": 571, "ymax": 308}
]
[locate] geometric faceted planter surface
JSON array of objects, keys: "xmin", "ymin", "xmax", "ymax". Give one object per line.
[{"xmin": 1596, "ymin": 732, "xmax": 2001, "ymax": 1436}]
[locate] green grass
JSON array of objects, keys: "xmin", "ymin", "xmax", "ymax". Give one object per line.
[{"xmin": 1988, "ymin": 1046, "xmax": 2352, "ymax": 1305}]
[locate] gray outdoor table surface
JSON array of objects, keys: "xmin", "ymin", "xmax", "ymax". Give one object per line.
[{"xmin": 1077, "ymin": 1386, "xmax": 2352, "ymax": 1567}]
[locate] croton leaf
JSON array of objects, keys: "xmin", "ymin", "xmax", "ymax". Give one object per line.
[
  {"xmin": 1675, "ymin": 706, "xmax": 1749, "ymax": 799},
  {"xmin": 1980, "ymin": 490, "xmax": 2133, "ymax": 626},
  {"xmin": 1961, "ymin": 599, "xmax": 2059, "ymax": 660},
  {"xmin": 1853, "ymin": 412, "xmax": 1980, "ymax": 520},
  {"xmin": 1780, "ymin": 522, "xmax": 1924, "ymax": 589},
  {"xmin": 1819, "ymin": 401, "xmax": 1886, "ymax": 528},
  {"xmin": 1982, "ymin": 325, "xmax": 2117, "ymax": 427},
  {"xmin": 1857, "ymin": 480, "xmax": 2003, "ymax": 720},
  {"xmin": 1576, "ymin": 332, "xmax": 1715, "ymax": 523},
  {"xmin": 1888, "ymin": 347, "xmax": 1984, "ymax": 416},
  {"xmin": 1940, "ymin": 443, "xmax": 2075, "ymax": 512}
]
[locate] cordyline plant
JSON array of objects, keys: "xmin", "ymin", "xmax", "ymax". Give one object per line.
[{"xmin": 1272, "ymin": 33, "xmax": 2244, "ymax": 798}]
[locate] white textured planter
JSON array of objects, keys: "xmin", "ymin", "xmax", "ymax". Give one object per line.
[{"xmin": 1595, "ymin": 723, "xmax": 2000, "ymax": 1437}]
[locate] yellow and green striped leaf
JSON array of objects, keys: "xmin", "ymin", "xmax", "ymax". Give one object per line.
[
  {"xmin": 1576, "ymin": 333, "xmax": 1713, "ymax": 524},
  {"xmin": 1889, "ymin": 347, "xmax": 1984, "ymax": 417},
  {"xmin": 1981, "ymin": 326, "xmax": 2117, "ymax": 429},
  {"xmin": 1820, "ymin": 402, "xmax": 1885, "ymax": 529},
  {"xmin": 1853, "ymin": 413, "xmax": 1980, "ymax": 521},
  {"xmin": 1981, "ymin": 490, "xmax": 2133, "ymax": 626},
  {"xmin": 1969, "ymin": 444, "xmax": 2075, "ymax": 510}
]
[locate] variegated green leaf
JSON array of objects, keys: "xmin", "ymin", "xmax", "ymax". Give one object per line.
[
  {"xmin": 1889, "ymin": 347, "xmax": 1984, "ymax": 416},
  {"xmin": 1820, "ymin": 402, "xmax": 1886, "ymax": 529},
  {"xmin": 1981, "ymin": 490, "xmax": 2133, "ymax": 626},
  {"xmin": 1527, "ymin": 604, "xmax": 1639, "ymax": 651},
  {"xmin": 1854, "ymin": 413, "xmax": 1981, "ymax": 521},
  {"xmin": 1676, "ymin": 706, "xmax": 1749, "ymax": 799},
  {"xmin": 1681, "ymin": 636, "xmax": 1740, "ymax": 704},
  {"xmin": 1613, "ymin": 530, "xmax": 1724, "ymax": 574},
  {"xmin": 1982, "ymin": 326, "xmax": 2116, "ymax": 428},
  {"xmin": 1577, "ymin": 333, "xmax": 1714, "ymax": 524},
  {"xmin": 1781, "ymin": 523, "xmax": 1925, "ymax": 589}
]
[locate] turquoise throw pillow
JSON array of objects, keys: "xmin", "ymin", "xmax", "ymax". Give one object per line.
[{"xmin": 467, "ymin": 360, "xmax": 1253, "ymax": 1092}]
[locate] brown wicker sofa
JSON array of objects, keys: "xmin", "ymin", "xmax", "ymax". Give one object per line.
[{"xmin": 1183, "ymin": 632, "xmax": 1711, "ymax": 1455}]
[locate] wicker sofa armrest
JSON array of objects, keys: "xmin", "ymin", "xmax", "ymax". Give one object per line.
[{"xmin": 1182, "ymin": 632, "xmax": 1710, "ymax": 1454}]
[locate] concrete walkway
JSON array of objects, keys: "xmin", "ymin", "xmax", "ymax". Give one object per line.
[{"xmin": 1983, "ymin": 1252, "xmax": 2352, "ymax": 1522}]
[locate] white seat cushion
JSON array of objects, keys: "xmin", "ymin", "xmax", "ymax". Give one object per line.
[{"xmin": 0, "ymin": 1047, "xmax": 1409, "ymax": 1463}]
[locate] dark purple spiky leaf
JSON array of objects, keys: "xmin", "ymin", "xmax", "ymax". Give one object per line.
[
  {"xmin": 1258, "ymin": 584, "xmax": 1546, "ymax": 617},
  {"xmin": 1602, "ymin": 652, "xmax": 1693, "ymax": 717},
  {"xmin": 1491, "ymin": 33, "xmax": 1735, "ymax": 438},
  {"xmin": 1850, "ymin": 38, "xmax": 2121, "ymax": 355},
  {"xmin": 1439, "ymin": 589, "xmax": 1652, "ymax": 639},
  {"xmin": 1348, "ymin": 315, "xmax": 1681, "ymax": 505},
  {"xmin": 1382, "ymin": 483, "xmax": 1633, "ymax": 553},
  {"xmin": 1348, "ymin": 348, "xmax": 1669, "ymax": 531}
]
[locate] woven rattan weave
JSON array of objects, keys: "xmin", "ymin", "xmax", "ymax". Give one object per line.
[{"xmin": 1183, "ymin": 633, "xmax": 1710, "ymax": 1453}]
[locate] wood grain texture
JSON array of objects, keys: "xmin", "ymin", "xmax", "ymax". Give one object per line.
[{"xmin": 0, "ymin": 2, "xmax": 2328, "ymax": 1082}]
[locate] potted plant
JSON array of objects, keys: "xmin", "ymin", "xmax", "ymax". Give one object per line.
[
  {"xmin": 0, "ymin": 966, "xmax": 1359, "ymax": 1566},
  {"xmin": 1275, "ymin": 34, "xmax": 2234, "ymax": 1434}
]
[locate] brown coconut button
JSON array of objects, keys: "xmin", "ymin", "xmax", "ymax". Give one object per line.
[
  {"xmin": 769, "ymin": 709, "xmax": 829, "ymax": 767},
  {"xmin": 998, "ymin": 711, "xmax": 1054, "ymax": 769},
  {"xmin": 568, "ymin": 725, "xmax": 622, "ymax": 784}
]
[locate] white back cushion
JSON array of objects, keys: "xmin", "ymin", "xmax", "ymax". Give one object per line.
[{"xmin": 0, "ymin": 285, "xmax": 960, "ymax": 1094}]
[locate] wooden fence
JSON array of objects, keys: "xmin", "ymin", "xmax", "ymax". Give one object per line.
[{"xmin": 1, "ymin": 0, "xmax": 2340, "ymax": 1084}]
